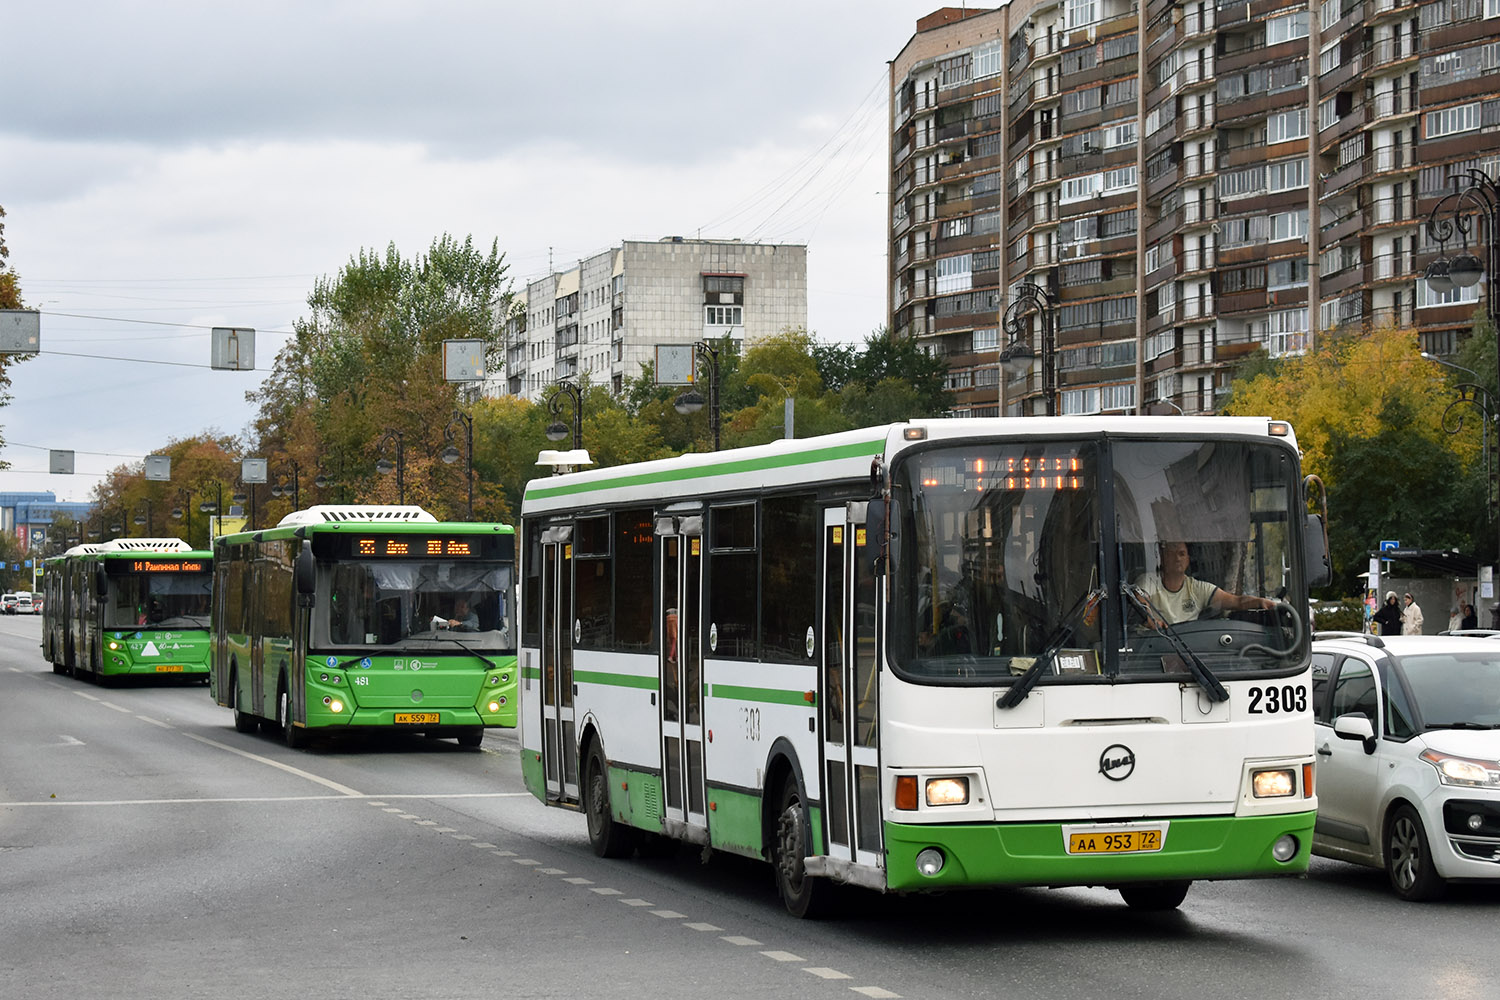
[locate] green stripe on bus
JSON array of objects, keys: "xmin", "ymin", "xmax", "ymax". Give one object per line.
[
  {"xmin": 525, "ymin": 436, "xmax": 885, "ymax": 501},
  {"xmin": 575, "ymin": 670, "xmax": 659, "ymax": 690},
  {"xmin": 709, "ymin": 683, "xmax": 815, "ymax": 707}
]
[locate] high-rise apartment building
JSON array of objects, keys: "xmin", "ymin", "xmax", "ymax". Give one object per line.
[
  {"xmin": 499, "ymin": 238, "xmax": 807, "ymax": 401},
  {"xmin": 890, "ymin": 3, "xmax": 1500, "ymax": 417}
]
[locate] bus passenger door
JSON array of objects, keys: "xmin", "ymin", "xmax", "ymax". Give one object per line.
[
  {"xmin": 658, "ymin": 519, "xmax": 707, "ymax": 840},
  {"xmin": 540, "ymin": 530, "xmax": 578, "ymax": 804},
  {"xmin": 820, "ymin": 505, "xmax": 883, "ymax": 870}
]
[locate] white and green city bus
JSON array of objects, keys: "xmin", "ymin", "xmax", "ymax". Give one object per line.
[
  {"xmin": 518, "ymin": 417, "xmax": 1329, "ymax": 915},
  {"xmin": 41, "ymin": 538, "xmax": 213, "ymax": 682},
  {"xmin": 210, "ymin": 505, "xmax": 517, "ymax": 749}
]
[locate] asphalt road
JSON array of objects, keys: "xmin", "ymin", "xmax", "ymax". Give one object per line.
[{"xmin": 2, "ymin": 613, "xmax": 1497, "ymax": 1000}]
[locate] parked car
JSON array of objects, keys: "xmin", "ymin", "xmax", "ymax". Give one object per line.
[
  {"xmin": 13, "ymin": 594, "xmax": 33, "ymax": 614},
  {"xmin": 1310, "ymin": 632, "xmax": 1500, "ymax": 900},
  {"xmin": 0, "ymin": 593, "xmax": 18, "ymax": 614},
  {"xmin": 29, "ymin": 592, "xmax": 42, "ymax": 614}
]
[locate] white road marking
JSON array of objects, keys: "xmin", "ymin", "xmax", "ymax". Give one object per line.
[
  {"xmin": 850, "ymin": 989, "xmax": 901, "ymax": 998},
  {"xmin": 491, "ymin": 850, "xmax": 517, "ymax": 857},
  {"xmin": 55, "ymin": 735, "xmax": 85, "ymax": 747},
  {"xmin": 182, "ymin": 732, "xmax": 364, "ymax": 796},
  {"xmin": 563, "ymin": 877, "xmax": 593, "ymax": 885},
  {"xmin": 721, "ymin": 936, "xmax": 761, "ymax": 946},
  {"xmin": 651, "ymin": 910, "xmax": 686, "ymax": 919},
  {"xmin": 620, "ymin": 898, "xmax": 653, "ymax": 907},
  {"xmin": 804, "ymin": 969, "xmax": 852, "ymax": 980},
  {"xmin": 99, "ymin": 702, "xmax": 132, "ymax": 714},
  {"xmin": 73, "ymin": 692, "xmax": 99, "ymax": 701},
  {"xmin": 434, "ymin": 826, "xmax": 457, "ymax": 833},
  {"xmin": 136, "ymin": 715, "xmax": 173, "ymax": 729},
  {"xmin": 684, "ymin": 922, "xmax": 722, "ymax": 932},
  {"xmin": 471, "ymin": 842, "xmax": 497, "ymax": 849},
  {"xmin": 589, "ymin": 887, "xmax": 622, "ymax": 896},
  {"xmin": 762, "ymin": 951, "xmax": 805, "ymax": 963},
  {"xmin": 537, "ymin": 868, "xmax": 567, "ymax": 875},
  {"xmin": 450, "ymin": 834, "xmax": 475, "ymax": 841}
]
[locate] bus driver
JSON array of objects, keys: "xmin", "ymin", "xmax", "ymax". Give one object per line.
[{"xmin": 1135, "ymin": 540, "xmax": 1276, "ymax": 625}]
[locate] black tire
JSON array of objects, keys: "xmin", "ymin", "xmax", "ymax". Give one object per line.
[
  {"xmin": 584, "ymin": 742, "xmax": 636, "ymax": 858},
  {"xmin": 230, "ymin": 669, "xmax": 258, "ymax": 734},
  {"xmin": 1386, "ymin": 804, "xmax": 1445, "ymax": 901},
  {"xmin": 772, "ymin": 774, "xmax": 831, "ymax": 918},
  {"xmin": 456, "ymin": 728, "xmax": 484, "ymax": 749},
  {"xmin": 1119, "ymin": 880, "xmax": 1191, "ymax": 910},
  {"xmin": 278, "ymin": 681, "xmax": 308, "ymax": 750}
]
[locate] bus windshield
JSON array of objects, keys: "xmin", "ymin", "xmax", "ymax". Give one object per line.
[
  {"xmin": 889, "ymin": 435, "xmax": 1305, "ymax": 685},
  {"xmin": 104, "ymin": 573, "xmax": 212, "ymax": 629},
  {"xmin": 316, "ymin": 559, "xmax": 514, "ymax": 652}
]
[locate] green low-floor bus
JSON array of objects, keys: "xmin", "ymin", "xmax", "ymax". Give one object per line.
[
  {"xmin": 519, "ymin": 417, "xmax": 1331, "ymax": 916},
  {"xmin": 41, "ymin": 538, "xmax": 213, "ymax": 682},
  {"xmin": 210, "ymin": 505, "xmax": 517, "ymax": 749}
]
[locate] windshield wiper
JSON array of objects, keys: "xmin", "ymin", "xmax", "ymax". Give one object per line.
[
  {"xmin": 427, "ymin": 633, "xmax": 498, "ymax": 670},
  {"xmin": 1424, "ymin": 721, "xmax": 1500, "ymax": 730},
  {"xmin": 1122, "ymin": 584, "xmax": 1229, "ymax": 703},
  {"xmin": 997, "ymin": 589, "xmax": 1103, "ymax": 710}
]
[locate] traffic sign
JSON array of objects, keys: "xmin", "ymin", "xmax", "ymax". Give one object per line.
[{"xmin": 1380, "ymin": 540, "xmax": 1399, "ymax": 552}]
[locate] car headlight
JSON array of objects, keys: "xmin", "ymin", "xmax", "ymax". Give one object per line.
[
  {"xmin": 1419, "ymin": 749, "xmax": 1500, "ymax": 787},
  {"xmin": 925, "ymin": 777, "xmax": 969, "ymax": 806}
]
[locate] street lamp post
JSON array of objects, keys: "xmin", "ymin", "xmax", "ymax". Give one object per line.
[
  {"xmin": 1424, "ymin": 352, "xmax": 1499, "ymax": 563},
  {"xmin": 376, "ymin": 430, "xmax": 405, "ymax": 504},
  {"xmin": 544, "ymin": 380, "xmax": 584, "ymax": 451},
  {"xmin": 132, "ymin": 500, "xmax": 153, "ymax": 537},
  {"xmin": 674, "ymin": 339, "xmax": 722, "ymax": 450},
  {"xmin": 441, "ymin": 409, "xmax": 475, "ymax": 519},
  {"xmin": 1426, "ymin": 169, "xmax": 1500, "ymax": 564},
  {"xmin": 998, "ymin": 282, "xmax": 1058, "ymax": 416},
  {"xmin": 271, "ymin": 463, "xmax": 300, "ymax": 511}
]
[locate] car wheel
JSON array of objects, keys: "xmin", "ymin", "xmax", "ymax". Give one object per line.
[
  {"xmin": 1119, "ymin": 880, "xmax": 1191, "ymax": 910},
  {"xmin": 1386, "ymin": 804, "xmax": 1445, "ymax": 901},
  {"xmin": 584, "ymin": 742, "xmax": 637, "ymax": 859}
]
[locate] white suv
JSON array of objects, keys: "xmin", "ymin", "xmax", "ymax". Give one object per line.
[{"xmin": 1310, "ymin": 633, "xmax": 1500, "ymax": 900}]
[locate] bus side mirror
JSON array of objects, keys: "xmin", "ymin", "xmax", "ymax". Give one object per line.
[
  {"xmin": 295, "ymin": 541, "xmax": 316, "ymax": 604},
  {"xmin": 1304, "ymin": 513, "xmax": 1330, "ymax": 588},
  {"xmin": 94, "ymin": 567, "xmax": 108, "ymax": 600},
  {"xmin": 866, "ymin": 498, "xmax": 892, "ymax": 574}
]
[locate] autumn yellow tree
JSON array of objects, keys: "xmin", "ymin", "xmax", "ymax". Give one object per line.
[{"xmin": 1225, "ymin": 324, "xmax": 1487, "ymax": 588}]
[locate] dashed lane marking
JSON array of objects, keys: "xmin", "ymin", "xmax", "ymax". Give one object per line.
[
  {"xmin": 620, "ymin": 898, "xmax": 653, "ymax": 907},
  {"xmin": 762, "ymin": 951, "xmax": 806, "ymax": 963},
  {"xmin": 851, "ymin": 989, "xmax": 902, "ymax": 998},
  {"xmin": 590, "ymin": 887, "xmax": 623, "ymax": 896},
  {"xmin": 651, "ymin": 910, "xmax": 686, "ymax": 919},
  {"xmin": 136, "ymin": 716, "xmax": 172, "ymax": 729},
  {"xmin": 721, "ymin": 936, "xmax": 762, "ymax": 946},
  {"xmin": 684, "ymin": 922, "xmax": 722, "ymax": 932},
  {"xmin": 805, "ymin": 969, "xmax": 852, "ymax": 980},
  {"xmin": 563, "ymin": 877, "xmax": 593, "ymax": 885}
]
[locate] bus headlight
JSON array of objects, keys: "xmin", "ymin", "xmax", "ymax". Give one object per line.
[
  {"xmin": 108, "ymin": 641, "xmax": 120, "ymax": 651},
  {"xmin": 925, "ymin": 777, "xmax": 969, "ymax": 806},
  {"xmin": 1252, "ymin": 768, "xmax": 1296, "ymax": 798},
  {"xmin": 487, "ymin": 701, "xmax": 501, "ymax": 713},
  {"xmin": 330, "ymin": 699, "xmax": 344, "ymax": 713}
]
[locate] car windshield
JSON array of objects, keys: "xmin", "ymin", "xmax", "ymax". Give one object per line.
[
  {"xmin": 103, "ymin": 574, "xmax": 213, "ymax": 629},
  {"xmin": 314, "ymin": 559, "xmax": 514, "ymax": 652},
  {"xmin": 888, "ymin": 435, "xmax": 1306, "ymax": 686},
  {"xmin": 1399, "ymin": 652, "xmax": 1500, "ymax": 729}
]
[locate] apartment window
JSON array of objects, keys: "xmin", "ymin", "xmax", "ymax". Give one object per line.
[
  {"xmin": 1426, "ymin": 102, "xmax": 1481, "ymax": 138},
  {"xmin": 1066, "ymin": 0, "xmax": 1098, "ymax": 29},
  {"xmin": 1101, "ymin": 120, "xmax": 1137, "ymax": 148},
  {"xmin": 974, "ymin": 40, "xmax": 1005, "ymax": 79},
  {"xmin": 938, "ymin": 53, "xmax": 972, "ymax": 89},
  {"xmin": 1269, "ymin": 209, "xmax": 1309, "ymax": 241},
  {"xmin": 1266, "ymin": 308, "xmax": 1309, "ymax": 357},
  {"xmin": 705, "ymin": 305, "xmax": 742, "ymax": 326},
  {"xmin": 1100, "ymin": 208, "xmax": 1137, "ymax": 237},
  {"xmin": 1265, "ymin": 9, "xmax": 1310, "ymax": 44},
  {"xmin": 936, "ymin": 254, "xmax": 974, "ymax": 294},
  {"xmin": 1103, "ymin": 165, "xmax": 1138, "ymax": 193},
  {"xmin": 1267, "ymin": 158, "xmax": 1308, "ymax": 192},
  {"xmin": 703, "ymin": 275, "xmax": 744, "ymax": 296},
  {"xmin": 1418, "ymin": 279, "xmax": 1481, "ymax": 307},
  {"xmin": 1061, "ymin": 173, "xmax": 1103, "ymax": 203},
  {"xmin": 974, "ymin": 327, "xmax": 1000, "ymax": 351},
  {"xmin": 1267, "ymin": 109, "xmax": 1309, "ymax": 143},
  {"xmin": 1268, "ymin": 258, "xmax": 1309, "ymax": 289}
]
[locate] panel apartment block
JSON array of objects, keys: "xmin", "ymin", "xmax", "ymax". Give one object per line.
[
  {"xmin": 890, "ymin": 3, "xmax": 1500, "ymax": 418},
  {"xmin": 500, "ymin": 238, "xmax": 808, "ymax": 401}
]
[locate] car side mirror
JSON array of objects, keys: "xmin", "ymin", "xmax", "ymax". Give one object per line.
[{"xmin": 1333, "ymin": 713, "xmax": 1376, "ymax": 755}]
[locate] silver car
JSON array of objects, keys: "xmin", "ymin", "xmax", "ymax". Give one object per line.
[{"xmin": 1310, "ymin": 633, "xmax": 1500, "ymax": 900}]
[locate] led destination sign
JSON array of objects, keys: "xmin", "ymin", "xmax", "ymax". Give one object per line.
[
  {"xmin": 354, "ymin": 537, "xmax": 479, "ymax": 558},
  {"xmin": 128, "ymin": 560, "xmax": 207, "ymax": 573}
]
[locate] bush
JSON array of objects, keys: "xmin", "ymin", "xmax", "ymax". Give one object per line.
[{"xmin": 1313, "ymin": 597, "xmax": 1367, "ymax": 633}]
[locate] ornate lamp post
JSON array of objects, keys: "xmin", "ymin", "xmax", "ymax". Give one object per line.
[
  {"xmin": 673, "ymin": 339, "xmax": 723, "ymax": 450},
  {"xmin": 998, "ymin": 282, "xmax": 1058, "ymax": 416},
  {"xmin": 270, "ymin": 463, "xmax": 300, "ymax": 510},
  {"xmin": 544, "ymin": 379, "xmax": 584, "ymax": 451},
  {"xmin": 375, "ymin": 430, "xmax": 406, "ymax": 504},
  {"xmin": 1426, "ymin": 169, "xmax": 1500, "ymax": 563},
  {"xmin": 441, "ymin": 409, "xmax": 475, "ymax": 519}
]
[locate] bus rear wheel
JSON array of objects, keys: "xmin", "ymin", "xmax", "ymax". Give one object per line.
[
  {"xmin": 584, "ymin": 743, "xmax": 636, "ymax": 858},
  {"xmin": 773, "ymin": 775, "xmax": 831, "ymax": 918},
  {"xmin": 1119, "ymin": 880, "xmax": 1191, "ymax": 910},
  {"xmin": 456, "ymin": 728, "xmax": 484, "ymax": 749},
  {"xmin": 278, "ymin": 682, "xmax": 308, "ymax": 750}
]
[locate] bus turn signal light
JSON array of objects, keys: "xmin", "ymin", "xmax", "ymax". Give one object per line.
[{"xmin": 895, "ymin": 775, "xmax": 919, "ymax": 811}]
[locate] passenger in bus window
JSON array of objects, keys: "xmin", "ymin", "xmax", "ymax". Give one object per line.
[
  {"xmin": 937, "ymin": 556, "xmax": 1039, "ymax": 656},
  {"xmin": 1134, "ymin": 540, "xmax": 1275, "ymax": 625}
]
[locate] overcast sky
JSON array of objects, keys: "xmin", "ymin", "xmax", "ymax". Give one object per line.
[{"xmin": 0, "ymin": 1, "xmax": 938, "ymax": 503}]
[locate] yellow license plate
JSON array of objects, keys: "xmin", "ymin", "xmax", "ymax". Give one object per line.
[
  {"xmin": 394, "ymin": 713, "xmax": 441, "ymax": 724},
  {"xmin": 154, "ymin": 665, "xmax": 184, "ymax": 673},
  {"xmin": 1067, "ymin": 828, "xmax": 1164, "ymax": 854}
]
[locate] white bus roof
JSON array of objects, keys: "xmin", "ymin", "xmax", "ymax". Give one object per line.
[
  {"xmin": 96, "ymin": 538, "xmax": 196, "ymax": 553},
  {"xmin": 277, "ymin": 504, "xmax": 438, "ymax": 527}
]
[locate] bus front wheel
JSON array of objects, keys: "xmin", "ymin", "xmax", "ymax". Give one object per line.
[
  {"xmin": 230, "ymin": 669, "xmax": 258, "ymax": 734},
  {"xmin": 773, "ymin": 775, "xmax": 831, "ymax": 918},
  {"xmin": 584, "ymin": 743, "xmax": 636, "ymax": 859},
  {"xmin": 278, "ymin": 682, "xmax": 308, "ymax": 750},
  {"xmin": 1119, "ymin": 880, "xmax": 1191, "ymax": 910}
]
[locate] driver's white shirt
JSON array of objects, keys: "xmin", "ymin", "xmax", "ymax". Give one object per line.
[{"xmin": 1135, "ymin": 573, "xmax": 1219, "ymax": 624}]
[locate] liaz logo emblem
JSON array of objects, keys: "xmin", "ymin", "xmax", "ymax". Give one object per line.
[{"xmin": 1098, "ymin": 744, "xmax": 1136, "ymax": 781}]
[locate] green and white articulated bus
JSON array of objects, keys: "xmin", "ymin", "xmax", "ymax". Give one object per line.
[
  {"xmin": 41, "ymin": 538, "xmax": 213, "ymax": 682},
  {"xmin": 209, "ymin": 505, "xmax": 517, "ymax": 750},
  {"xmin": 519, "ymin": 417, "xmax": 1330, "ymax": 916}
]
